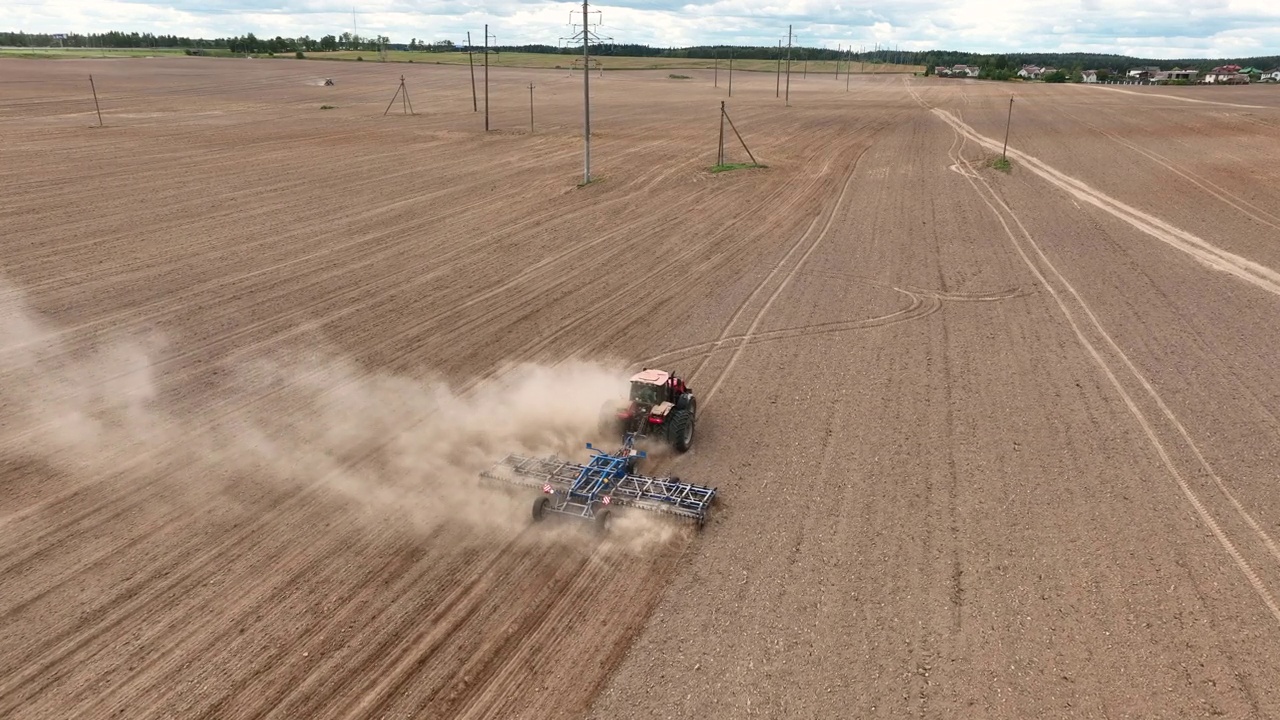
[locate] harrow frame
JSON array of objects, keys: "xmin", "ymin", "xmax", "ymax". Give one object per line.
[{"xmin": 480, "ymin": 433, "xmax": 716, "ymax": 528}]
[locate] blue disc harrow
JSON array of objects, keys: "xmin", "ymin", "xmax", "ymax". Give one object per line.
[{"xmin": 480, "ymin": 433, "xmax": 716, "ymax": 529}]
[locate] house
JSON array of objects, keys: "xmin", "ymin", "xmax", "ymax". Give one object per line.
[
  {"xmin": 1017, "ymin": 64, "xmax": 1043, "ymax": 79},
  {"xmin": 1081, "ymin": 69, "xmax": 1099, "ymax": 83},
  {"xmin": 1163, "ymin": 67, "xmax": 1198, "ymax": 82},
  {"xmin": 1126, "ymin": 65, "xmax": 1161, "ymax": 79},
  {"xmin": 934, "ymin": 66, "xmax": 949, "ymax": 76},
  {"xmin": 1205, "ymin": 65, "xmax": 1248, "ymax": 84},
  {"xmin": 1262, "ymin": 69, "xmax": 1280, "ymax": 83},
  {"xmin": 950, "ymin": 64, "xmax": 980, "ymax": 78}
]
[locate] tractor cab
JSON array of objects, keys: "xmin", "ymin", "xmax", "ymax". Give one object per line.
[{"xmin": 628, "ymin": 368, "xmax": 679, "ymax": 407}]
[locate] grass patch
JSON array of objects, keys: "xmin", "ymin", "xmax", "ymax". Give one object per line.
[
  {"xmin": 668, "ymin": 73, "xmax": 692, "ymax": 79},
  {"xmin": 0, "ymin": 47, "xmax": 187, "ymax": 59},
  {"xmin": 988, "ymin": 155, "xmax": 1012, "ymax": 173},
  {"xmin": 710, "ymin": 162, "xmax": 766, "ymax": 174},
  {"xmin": 320, "ymin": 105, "xmax": 336, "ymax": 110}
]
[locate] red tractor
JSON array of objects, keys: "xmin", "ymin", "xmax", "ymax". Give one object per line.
[{"xmin": 602, "ymin": 368, "xmax": 696, "ymax": 452}]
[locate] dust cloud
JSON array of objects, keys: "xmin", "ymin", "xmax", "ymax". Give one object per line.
[{"xmin": 0, "ymin": 279, "xmax": 687, "ymax": 549}]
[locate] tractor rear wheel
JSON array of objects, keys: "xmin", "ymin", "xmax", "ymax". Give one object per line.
[
  {"xmin": 532, "ymin": 496, "xmax": 549, "ymax": 522},
  {"xmin": 667, "ymin": 408, "xmax": 694, "ymax": 452}
]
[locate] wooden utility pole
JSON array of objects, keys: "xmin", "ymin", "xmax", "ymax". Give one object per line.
[
  {"xmin": 467, "ymin": 31, "xmax": 477, "ymax": 111},
  {"xmin": 529, "ymin": 82, "xmax": 535, "ymax": 133},
  {"xmin": 89, "ymin": 75, "xmax": 103, "ymax": 126},
  {"xmin": 714, "ymin": 48, "xmax": 718, "ymax": 88},
  {"xmin": 1002, "ymin": 95, "xmax": 1014, "ymax": 160},
  {"xmin": 784, "ymin": 25, "xmax": 793, "ymax": 106},
  {"xmin": 717, "ymin": 101, "xmax": 725, "ymax": 166},
  {"xmin": 775, "ymin": 40, "xmax": 782, "ymax": 97},
  {"xmin": 728, "ymin": 49, "xmax": 734, "ymax": 97}
]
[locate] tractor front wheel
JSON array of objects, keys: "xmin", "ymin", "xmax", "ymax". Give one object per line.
[{"xmin": 532, "ymin": 496, "xmax": 550, "ymax": 522}]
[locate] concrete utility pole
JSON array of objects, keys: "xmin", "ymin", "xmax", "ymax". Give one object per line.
[
  {"xmin": 561, "ymin": 0, "xmax": 609, "ymax": 184},
  {"xmin": 581, "ymin": 0, "xmax": 591, "ymax": 183},
  {"xmin": 484, "ymin": 24, "xmax": 490, "ymax": 131}
]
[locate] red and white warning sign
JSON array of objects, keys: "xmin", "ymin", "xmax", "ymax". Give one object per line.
[
  {"xmin": 542, "ymin": 484, "xmax": 553, "ymax": 494},
  {"xmin": 601, "ymin": 496, "xmax": 612, "ymax": 505}
]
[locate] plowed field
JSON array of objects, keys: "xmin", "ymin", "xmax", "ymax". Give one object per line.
[{"xmin": 3, "ymin": 58, "xmax": 1280, "ymax": 719}]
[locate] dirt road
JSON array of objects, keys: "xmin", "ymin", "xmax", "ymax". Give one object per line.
[{"xmin": 3, "ymin": 59, "xmax": 1280, "ymax": 718}]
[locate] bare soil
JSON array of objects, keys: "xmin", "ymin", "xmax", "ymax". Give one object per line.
[{"xmin": 3, "ymin": 58, "xmax": 1280, "ymax": 719}]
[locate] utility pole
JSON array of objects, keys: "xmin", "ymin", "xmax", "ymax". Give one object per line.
[
  {"xmin": 529, "ymin": 82, "xmax": 535, "ymax": 133},
  {"xmin": 1002, "ymin": 95, "xmax": 1014, "ymax": 161},
  {"xmin": 484, "ymin": 24, "xmax": 491, "ymax": 131},
  {"xmin": 728, "ymin": 49, "xmax": 734, "ymax": 97},
  {"xmin": 717, "ymin": 100, "xmax": 725, "ymax": 166},
  {"xmin": 714, "ymin": 48, "xmax": 719, "ymax": 88},
  {"xmin": 561, "ymin": 1, "xmax": 610, "ymax": 185},
  {"xmin": 467, "ymin": 31, "xmax": 477, "ymax": 111},
  {"xmin": 581, "ymin": 3, "xmax": 590, "ymax": 182},
  {"xmin": 89, "ymin": 75, "xmax": 103, "ymax": 127},
  {"xmin": 785, "ymin": 25, "xmax": 793, "ymax": 106},
  {"xmin": 775, "ymin": 39, "xmax": 782, "ymax": 97}
]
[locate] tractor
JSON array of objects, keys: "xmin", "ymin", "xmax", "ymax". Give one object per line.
[
  {"xmin": 602, "ymin": 368, "xmax": 696, "ymax": 453},
  {"xmin": 480, "ymin": 368, "xmax": 714, "ymax": 534}
]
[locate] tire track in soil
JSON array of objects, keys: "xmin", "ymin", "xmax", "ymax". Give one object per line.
[
  {"xmin": 0, "ymin": 343, "xmax": 526, "ymax": 712},
  {"xmin": 682, "ymin": 111, "xmax": 908, "ymax": 402},
  {"xmin": 61, "ymin": 526, "xmax": 455, "ymax": 719},
  {"xmin": 698, "ymin": 144, "xmax": 871, "ymax": 407},
  {"xmin": 196, "ymin": 530, "xmax": 529, "ymax": 720},
  {"xmin": 915, "ymin": 86, "xmax": 1280, "ymax": 571},
  {"xmin": 0, "ymin": 151, "xmax": 737, "ymax": 712},
  {"xmin": 637, "ymin": 281, "xmax": 1027, "ymax": 369},
  {"xmin": 938, "ymin": 120, "xmax": 1280, "ymax": 626},
  {"xmin": 1, "ymin": 70, "xmax": 918, "ymax": 719},
  {"xmin": 275, "ymin": 181, "xmax": 804, "ymax": 718},
  {"xmin": 3, "ymin": 135, "xmax": 721, "ymax": 459},
  {"xmin": 296, "ymin": 529, "xmax": 573, "ymax": 720},
  {"xmin": 296, "ymin": 109, "xmax": 901, "ymax": 720},
  {"xmin": 929, "ymin": 106, "xmax": 1280, "ymax": 298},
  {"xmin": 1056, "ymin": 107, "xmax": 1280, "ymax": 233}
]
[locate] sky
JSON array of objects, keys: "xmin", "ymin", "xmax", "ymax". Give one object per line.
[{"xmin": 3, "ymin": 0, "xmax": 1279, "ymax": 59}]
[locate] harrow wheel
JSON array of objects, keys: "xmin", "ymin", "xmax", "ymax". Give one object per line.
[
  {"xmin": 532, "ymin": 496, "xmax": 549, "ymax": 522},
  {"xmin": 593, "ymin": 506, "xmax": 614, "ymax": 535}
]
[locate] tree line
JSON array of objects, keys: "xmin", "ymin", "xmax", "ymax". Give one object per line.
[{"xmin": 3, "ymin": 30, "xmax": 1276, "ymax": 71}]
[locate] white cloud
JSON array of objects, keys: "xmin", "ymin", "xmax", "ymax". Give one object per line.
[{"xmin": 3, "ymin": 0, "xmax": 1279, "ymax": 57}]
